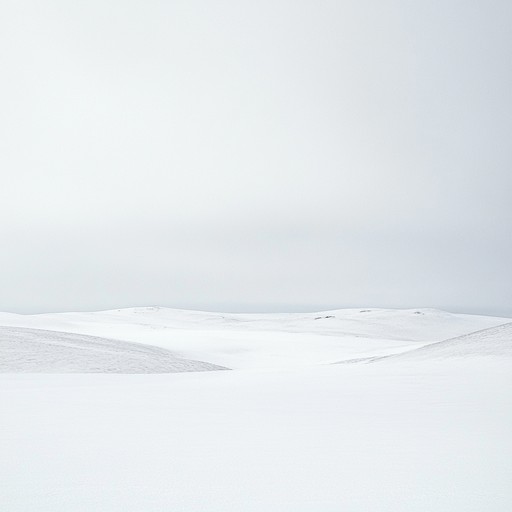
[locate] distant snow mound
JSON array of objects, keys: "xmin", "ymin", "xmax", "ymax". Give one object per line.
[
  {"xmin": 0, "ymin": 326, "xmax": 228, "ymax": 373},
  {"xmin": 381, "ymin": 322, "xmax": 512, "ymax": 361}
]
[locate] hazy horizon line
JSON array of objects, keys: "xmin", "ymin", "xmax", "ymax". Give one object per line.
[{"xmin": 3, "ymin": 303, "xmax": 511, "ymax": 319}]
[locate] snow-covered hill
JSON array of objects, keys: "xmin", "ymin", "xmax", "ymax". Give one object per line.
[
  {"xmin": 0, "ymin": 306, "xmax": 505, "ymax": 340},
  {"xmin": 0, "ymin": 307, "xmax": 508, "ymax": 369},
  {"xmin": 378, "ymin": 321, "xmax": 512, "ymax": 362},
  {"xmin": 0, "ymin": 325, "xmax": 226, "ymax": 373}
]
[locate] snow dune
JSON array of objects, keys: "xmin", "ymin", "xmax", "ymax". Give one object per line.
[
  {"xmin": 379, "ymin": 321, "xmax": 512, "ymax": 362},
  {"xmin": 0, "ymin": 325, "xmax": 226, "ymax": 373}
]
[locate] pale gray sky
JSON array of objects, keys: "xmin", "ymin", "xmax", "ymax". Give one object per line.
[{"xmin": 1, "ymin": 0, "xmax": 511, "ymax": 316}]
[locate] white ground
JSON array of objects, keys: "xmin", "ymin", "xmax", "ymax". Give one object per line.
[{"xmin": 1, "ymin": 307, "xmax": 511, "ymax": 511}]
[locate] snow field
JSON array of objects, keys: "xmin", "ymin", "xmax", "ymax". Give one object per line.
[{"xmin": 1, "ymin": 307, "xmax": 511, "ymax": 511}]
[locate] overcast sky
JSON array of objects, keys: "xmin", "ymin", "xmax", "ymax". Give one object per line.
[{"xmin": 1, "ymin": 0, "xmax": 511, "ymax": 316}]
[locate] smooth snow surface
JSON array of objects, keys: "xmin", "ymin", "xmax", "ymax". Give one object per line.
[
  {"xmin": 1, "ymin": 363, "xmax": 511, "ymax": 512},
  {"xmin": 0, "ymin": 326, "xmax": 225, "ymax": 373},
  {"xmin": 1, "ymin": 307, "xmax": 511, "ymax": 511}
]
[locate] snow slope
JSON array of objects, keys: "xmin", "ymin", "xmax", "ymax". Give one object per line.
[
  {"xmin": 0, "ymin": 307, "xmax": 508, "ymax": 369},
  {"xmin": 378, "ymin": 321, "xmax": 512, "ymax": 362},
  {"xmin": 0, "ymin": 326, "xmax": 226, "ymax": 373}
]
